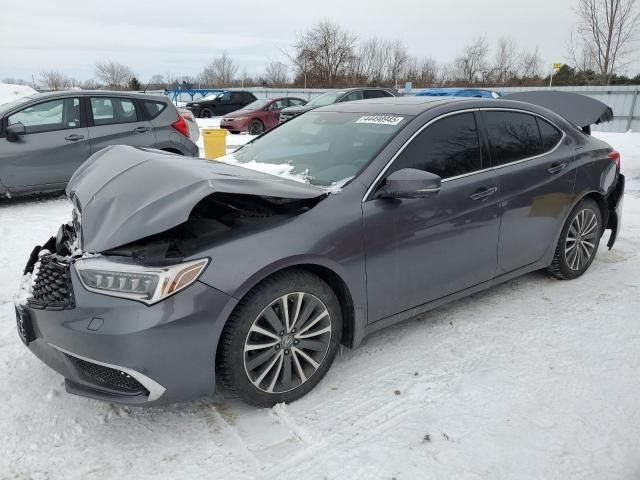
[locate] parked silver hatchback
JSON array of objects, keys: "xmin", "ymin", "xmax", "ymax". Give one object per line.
[{"xmin": 0, "ymin": 91, "xmax": 199, "ymax": 197}]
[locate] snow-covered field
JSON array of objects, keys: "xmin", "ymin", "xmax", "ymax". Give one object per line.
[
  {"xmin": 0, "ymin": 82, "xmax": 38, "ymax": 108},
  {"xmin": 0, "ymin": 132, "xmax": 639, "ymax": 480}
]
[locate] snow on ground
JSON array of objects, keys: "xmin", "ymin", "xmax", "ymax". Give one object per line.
[
  {"xmin": 1, "ymin": 132, "xmax": 639, "ymax": 479},
  {"xmin": 0, "ymin": 82, "xmax": 38, "ymax": 108}
]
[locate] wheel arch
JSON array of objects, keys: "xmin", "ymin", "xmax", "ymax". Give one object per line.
[
  {"xmin": 224, "ymin": 261, "xmax": 359, "ymax": 350},
  {"xmin": 542, "ymin": 189, "xmax": 609, "ymax": 267}
]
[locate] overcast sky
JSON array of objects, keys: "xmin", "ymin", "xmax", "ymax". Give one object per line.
[{"xmin": 0, "ymin": 0, "xmax": 593, "ymax": 83}]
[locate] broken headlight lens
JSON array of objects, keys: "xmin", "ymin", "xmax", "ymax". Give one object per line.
[{"xmin": 75, "ymin": 257, "xmax": 209, "ymax": 305}]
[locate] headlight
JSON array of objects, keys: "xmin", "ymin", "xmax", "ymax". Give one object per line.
[
  {"xmin": 75, "ymin": 257, "xmax": 209, "ymax": 304},
  {"xmin": 191, "ymin": 103, "xmax": 200, "ymax": 107}
]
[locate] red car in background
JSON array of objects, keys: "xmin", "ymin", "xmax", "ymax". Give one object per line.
[{"xmin": 220, "ymin": 97, "xmax": 307, "ymax": 135}]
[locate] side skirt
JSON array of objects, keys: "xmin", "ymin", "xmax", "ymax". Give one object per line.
[{"xmin": 360, "ymin": 259, "xmax": 549, "ymax": 342}]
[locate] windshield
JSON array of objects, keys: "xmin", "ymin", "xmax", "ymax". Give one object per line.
[
  {"xmin": 241, "ymin": 99, "xmax": 270, "ymax": 111},
  {"xmin": 219, "ymin": 111, "xmax": 410, "ymax": 188},
  {"xmin": 307, "ymin": 91, "xmax": 345, "ymax": 107}
]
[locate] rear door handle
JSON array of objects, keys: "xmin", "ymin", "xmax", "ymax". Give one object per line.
[
  {"xmin": 134, "ymin": 126, "xmax": 151, "ymax": 134},
  {"xmin": 65, "ymin": 134, "xmax": 84, "ymax": 142},
  {"xmin": 547, "ymin": 162, "xmax": 567, "ymax": 174},
  {"xmin": 469, "ymin": 186, "xmax": 498, "ymax": 201}
]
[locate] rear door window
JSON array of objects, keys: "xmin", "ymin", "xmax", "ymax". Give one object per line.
[
  {"xmin": 288, "ymin": 98, "xmax": 306, "ymax": 107},
  {"xmin": 8, "ymin": 98, "xmax": 81, "ymax": 134},
  {"xmin": 269, "ymin": 99, "xmax": 288, "ymax": 110},
  {"xmin": 390, "ymin": 112, "xmax": 482, "ymax": 179},
  {"xmin": 484, "ymin": 111, "xmax": 543, "ymax": 165},
  {"xmin": 537, "ymin": 117, "xmax": 563, "ymax": 151},
  {"xmin": 90, "ymin": 97, "xmax": 139, "ymax": 125},
  {"xmin": 365, "ymin": 90, "xmax": 393, "ymax": 99}
]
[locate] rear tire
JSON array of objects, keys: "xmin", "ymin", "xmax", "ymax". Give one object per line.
[
  {"xmin": 200, "ymin": 108, "xmax": 213, "ymax": 118},
  {"xmin": 217, "ymin": 270, "xmax": 342, "ymax": 407},
  {"xmin": 248, "ymin": 119, "xmax": 264, "ymax": 135},
  {"xmin": 547, "ymin": 198, "xmax": 602, "ymax": 280}
]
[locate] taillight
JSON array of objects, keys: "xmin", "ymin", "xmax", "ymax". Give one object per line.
[
  {"xmin": 608, "ymin": 150, "xmax": 621, "ymax": 171},
  {"xmin": 171, "ymin": 113, "xmax": 190, "ymax": 138}
]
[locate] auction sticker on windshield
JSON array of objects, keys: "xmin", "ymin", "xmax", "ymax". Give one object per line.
[{"xmin": 356, "ymin": 115, "xmax": 404, "ymax": 125}]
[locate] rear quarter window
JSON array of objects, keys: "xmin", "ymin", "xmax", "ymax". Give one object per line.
[
  {"xmin": 537, "ymin": 117, "xmax": 563, "ymax": 151},
  {"xmin": 142, "ymin": 101, "xmax": 167, "ymax": 119}
]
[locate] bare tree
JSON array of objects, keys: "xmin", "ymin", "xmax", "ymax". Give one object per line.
[
  {"xmin": 566, "ymin": 30, "xmax": 598, "ymax": 72},
  {"xmin": 200, "ymin": 52, "xmax": 239, "ymax": 86},
  {"xmin": 385, "ymin": 39, "xmax": 409, "ymax": 88},
  {"xmin": 417, "ymin": 57, "xmax": 439, "ymax": 86},
  {"xmin": 95, "ymin": 60, "xmax": 135, "ymax": 90},
  {"xmin": 292, "ymin": 20, "xmax": 357, "ymax": 87},
  {"xmin": 455, "ymin": 36, "xmax": 489, "ymax": 85},
  {"xmin": 147, "ymin": 74, "xmax": 166, "ymax": 88},
  {"xmin": 357, "ymin": 37, "xmax": 388, "ymax": 85},
  {"xmin": 39, "ymin": 70, "xmax": 75, "ymax": 90},
  {"xmin": 520, "ymin": 46, "xmax": 544, "ymax": 79},
  {"xmin": 437, "ymin": 62, "xmax": 456, "ymax": 86},
  {"xmin": 574, "ymin": 0, "xmax": 640, "ymax": 84},
  {"xmin": 81, "ymin": 78, "xmax": 101, "ymax": 90},
  {"xmin": 263, "ymin": 61, "xmax": 290, "ymax": 87},
  {"xmin": 493, "ymin": 37, "xmax": 519, "ymax": 84}
]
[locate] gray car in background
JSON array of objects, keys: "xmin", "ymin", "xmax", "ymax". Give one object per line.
[{"xmin": 0, "ymin": 91, "xmax": 198, "ymax": 198}]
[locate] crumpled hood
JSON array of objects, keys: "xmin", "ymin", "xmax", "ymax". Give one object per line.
[{"xmin": 66, "ymin": 145, "xmax": 325, "ymax": 253}]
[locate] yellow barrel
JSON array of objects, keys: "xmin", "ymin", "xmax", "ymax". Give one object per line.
[{"xmin": 202, "ymin": 128, "xmax": 228, "ymax": 160}]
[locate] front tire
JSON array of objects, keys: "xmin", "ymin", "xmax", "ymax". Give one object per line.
[
  {"xmin": 547, "ymin": 198, "xmax": 602, "ymax": 280},
  {"xmin": 200, "ymin": 108, "xmax": 213, "ymax": 118},
  {"xmin": 248, "ymin": 119, "xmax": 264, "ymax": 135},
  {"xmin": 217, "ymin": 270, "xmax": 342, "ymax": 407}
]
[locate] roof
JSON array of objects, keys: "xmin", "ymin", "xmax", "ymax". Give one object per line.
[
  {"xmin": 0, "ymin": 90, "xmax": 169, "ymax": 114},
  {"xmin": 415, "ymin": 88, "xmax": 499, "ymax": 98},
  {"xmin": 317, "ymin": 95, "xmax": 471, "ymax": 115}
]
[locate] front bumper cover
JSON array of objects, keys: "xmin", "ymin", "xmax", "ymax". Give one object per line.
[{"xmin": 18, "ymin": 257, "xmax": 238, "ymax": 406}]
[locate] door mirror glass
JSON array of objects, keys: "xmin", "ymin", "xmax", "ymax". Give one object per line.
[
  {"xmin": 379, "ymin": 168, "xmax": 441, "ymax": 199},
  {"xmin": 6, "ymin": 122, "xmax": 26, "ymax": 142}
]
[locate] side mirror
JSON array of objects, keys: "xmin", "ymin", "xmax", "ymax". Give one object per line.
[
  {"xmin": 6, "ymin": 122, "xmax": 26, "ymax": 142},
  {"xmin": 378, "ymin": 168, "xmax": 441, "ymax": 199}
]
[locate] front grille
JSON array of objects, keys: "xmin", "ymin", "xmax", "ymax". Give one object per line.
[
  {"xmin": 28, "ymin": 256, "xmax": 75, "ymax": 310},
  {"xmin": 69, "ymin": 356, "xmax": 148, "ymax": 395}
]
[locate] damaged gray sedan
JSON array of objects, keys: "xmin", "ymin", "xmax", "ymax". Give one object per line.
[{"xmin": 15, "ymin": 95, "xmax": 624, "ymax": 407}]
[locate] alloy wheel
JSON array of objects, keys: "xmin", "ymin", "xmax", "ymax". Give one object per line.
[
  {"xmin": 565, "ymin": 208, "xmax": 599, "ymax": 270},
  {"xmin": 248, "ymin": 120, "xmax": 264, "ymax": 135},
  {"xmin": 243, "ymin": 292, "xmax": 332, "ymax": 394}
]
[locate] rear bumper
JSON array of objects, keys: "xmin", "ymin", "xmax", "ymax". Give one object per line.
[
  {"xmin": 606, "ymin": 173, "xmax": 625, "ymax": 249},
  {"xmin": 19, "ymin": 268, "xmax": 238, "ymax": 406}
]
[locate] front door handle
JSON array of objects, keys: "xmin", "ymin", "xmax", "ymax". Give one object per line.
[
  {"xmin": 470, "ymin": 186, "xmax": 498, "ymax": 201},
  {"xmin": 65, "ymin": 134, "xmax": 84, "ymax": 142},
  {"xmin": 134, "ymin": 126, "xmax": 151, "ymax": 134},
  {"xmin": 547, "ymin": 162, "xmax": 567, "ymax": 174}
]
